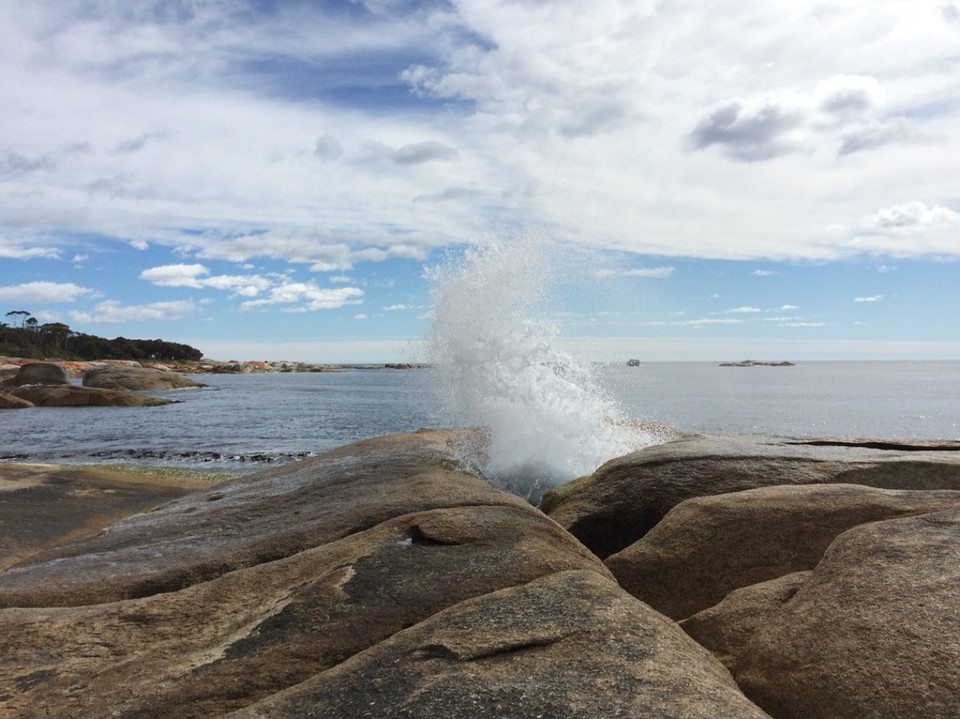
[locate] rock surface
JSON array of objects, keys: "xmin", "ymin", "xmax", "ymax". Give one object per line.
[
  {"xmin": 0, "ymin": 391, "xmax": 33, "ymax": 409},
  {"xmin": 2, "ymin": 384, "xmax": 172, "ymax": 407},
  {"xmin": 604, "ymin": 482, "xmax": 960, "ymax": 619},
  {"xmin": 736, "ymin": 510, "xmax": 960, "ymax": 719},
  {"xmin": 230, "ymin": 570, "xmax": 770, "ymax": 719},
  {"xmin": 541, "ymin": 433, "xmax": 960, "ymax": 558},
  {"xmin": 0, "ymin": 430, "xmax": 769, "ymax": 718},
  {"xmin": 82, "ymin": 364, "xmax": 206, "ymax": 390},
  {"xmin": 680, "ymin": 571, "xmax": 810, "ymax": 674},
  {"xmin": 0, "ymin": 464, "xmax": 226, "ymax": 571}
]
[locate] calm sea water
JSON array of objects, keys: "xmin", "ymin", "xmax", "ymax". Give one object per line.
[{"xmin": 1, "ymin": 361, "xmax": 958, "ymax": 471}]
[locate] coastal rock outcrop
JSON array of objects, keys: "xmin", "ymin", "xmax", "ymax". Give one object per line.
[
  {"xmin": 0, "ymin": 430, "xmax": 769, "ymax": 718},
  {"xmin": 3, "ymin": 384, "xmax": 172, "ymax": 408},
  {"xmin": 541, "ymin": 433, "xmax": 960, "ymax": 558},
  {"xmin": 82, "ymin": 364, "xmax": 207, "ymax": 390},
  {"xmin": 604, "ymin": 482, "xmax": 960, "ymax": 620},
  {"xmin": 735, "ymin": 510, "xmax": 960, "ymax": 719},
  {"xmin": 230, "ymin": 569, "xmax": 770, "ymax": 719}
]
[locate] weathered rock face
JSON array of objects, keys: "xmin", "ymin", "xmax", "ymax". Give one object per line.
[
  {"xmin": 541, "ymin": 434, "xmax": 960, "ymax": 558},
  {"xmin": 0, "ymin": 391, "xmax": 33, "ymax": 409},
  {"xmin": 230, "ymin": 570, "xmax": 771, "ymax": 719},
  {"xmin": 7, "ymin": 362, "xmax": 69, "ymax": 387},
  {"xmin": 3, "ymin": 384, "xmax": 171, "ymax": 407},
  {"xmin": 0, "ymin": 464, "xmax": 199, "ymax": 571},
  {"xmin": 604, "ymin": 483, "xmax": 960, "ymax": 620},
  {"xmin": 680, "ymin": 571, "xmax": 810, "ymax": 674},
  {"xmin": 735, "ymin": 509, "xmax": 960, "ymax": 719},
  {"xmin": 82, "ymin": 364, "xmax": 206, "ymax": 390},
  {"xmin": 0, "ymin": 430, "xmax": 769, "ymax": 718}
]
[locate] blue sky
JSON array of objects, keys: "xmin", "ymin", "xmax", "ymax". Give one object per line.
[{"xmin": 1, "ymin": 0, "xmax": 959, "ymax": 362}]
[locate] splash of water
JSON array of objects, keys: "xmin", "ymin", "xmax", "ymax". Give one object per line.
[{"xmin": 426, "ymin": 236, "xmax": 657, "ymax": 498}]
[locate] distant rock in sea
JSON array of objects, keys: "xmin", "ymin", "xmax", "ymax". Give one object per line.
[{"xmin": 719, "ymin": 360, "xmax": 795, "ymax": 367}]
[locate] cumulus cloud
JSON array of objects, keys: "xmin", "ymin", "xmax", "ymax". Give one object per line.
[
  {"xmin": 0, "ymin": 281, "xmax": 93, "ymax": 303},
  {"xmin": 0, "ymin": 242, "xmax": 61, "ymax": 260},
  {"xmin": 854, "ymin": 295, "xmax": 884, "ymax": 302},
  {"xmin": 860, "ymin": 202, "xmax": 960, "ymax": 233},
  {"xmin": 752, "ymin": 269, "xmax": 777, "ymax": 276},
  {"xmin": 139, "ymin": 263, "xmax": 272, "ymax": 296},
  {"xmin": 70, "ymin": 300, "xmax": 196, "ymax": 323},
  {"xmin": 689, "ymin": 95, "xmax": 806, "ymax": 161},
  {"xmin": 689, "ymin": 74, "xmax": 917, "ymax": 162},
  {"xmin": 721, "ymin": 306, "xmax": 762, "ymax": 314},
  {"xmin": 140, "ymin": 263, "xmax": 209, "ymax": 287},
  {"xmin": 239, "ymin": 282, "xmax": 363, "ymax": 312}
]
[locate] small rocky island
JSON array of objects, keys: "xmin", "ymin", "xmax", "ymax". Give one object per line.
[{"xmin": 719, "ymin": 359, "xmax": 796, "ymax": 367}]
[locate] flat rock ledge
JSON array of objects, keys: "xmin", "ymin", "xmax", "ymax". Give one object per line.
[
  {"xmin": 543, "ymin": 433, "xmax": 960, "ymax": 718},
  {"xmin": 0, "ymin": 429, "xmax": 768, "ymax": 719}
]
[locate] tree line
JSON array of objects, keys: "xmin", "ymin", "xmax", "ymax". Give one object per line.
[{"xmin": 1, "ymin": 310, "xmax": 204, "ymax": 362}]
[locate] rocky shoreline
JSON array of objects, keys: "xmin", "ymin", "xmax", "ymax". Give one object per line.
[
  {"xmin": 2, "ymin": 429, "xmax": 959, "ymax": 717},
  {"xmin": 0, "ymin": 358, "xmax": 423, "ymax": 409},
  {"xmin": 0, "ymin": 356, "xmax": 421, "ymax": 378}
]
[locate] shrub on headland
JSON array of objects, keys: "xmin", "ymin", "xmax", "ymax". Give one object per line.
[{"xmin": 1, "ymin": 310, "xmax": 202, "ymax": 362}]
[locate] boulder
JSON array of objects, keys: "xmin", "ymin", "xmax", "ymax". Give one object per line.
[
  {"xmin": 680, "ymin": 571, "xmax": 810, "ymax": 674},
  {"xmin": 82, "ymin": 364, "xmax": 206, "ymax": 390},
  {"xmin": 541, "ymin": 433, "xmax": 960, "ymax": 558},
  {"xmin": 0, "ymin": 430, "xmax": 770, "ymax": 718},
  {"xmin": 736, "ymin": 509, "xmax": 960, "ymax": 719},
  {"xmin": 5, "ymin": 384, "xmax": 171, "ymax": 407},
  {"xmin": 604, "ymin": 483, "xmax": 960, "ymax": 619},
  {"xmin": 8, "ymin": 362, "xmax": 69, "ymax": 386}
]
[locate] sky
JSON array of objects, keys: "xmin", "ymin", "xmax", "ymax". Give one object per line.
[{"xmin": 1, "ymin": 0, "xmax": 959, "ymax": 363}]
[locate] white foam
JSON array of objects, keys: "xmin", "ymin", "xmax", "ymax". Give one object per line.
[{"xmin": 426, "ymin": 235, "xmax": 656, "ymax": 493}]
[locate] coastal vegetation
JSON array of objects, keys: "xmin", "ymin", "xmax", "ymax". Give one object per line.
[{"xmin": 0, "ymin": 310, "xmax": 202, "ymax": 362}]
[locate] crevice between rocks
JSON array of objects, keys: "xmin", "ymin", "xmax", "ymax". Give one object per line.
[{"xmin": 785, "ymin": 439, "xmax": 960, "ymax": 452}]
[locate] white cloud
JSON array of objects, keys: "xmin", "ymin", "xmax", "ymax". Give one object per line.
[
  {"xmin": 1, "ymin": 0, "xmax": 958, "ymax": 288},
  {"xmin": 0, "ymin": 242, "xmax": 61, "ymax": 260},
  {"xmin": 854, "ymin": 295, "xmax": 885, "ymax": 302},
  {"xmin": 384, "ymin": 304, "xmax": 413, "ymax": 311},
  {"xmin": 859, "ymin": 202, "xmax": 960, "ymax": 233},
  {"xmin": 752, "ymin": 269, "xmax": 777, "ymax": 277},
  {"xmin": 721, "ymin": 306, "xmax": 762, "ymax": 314},
  {"xmin": 0, "ymin": 281, "xmax": 93, "ymax": 303},
  {"xmin": 681, "ymin": 318, "xmax": 746, "ymax": 326},
  {"xmin": 139, "ymin": 263, "xmax": 273, "ymax": 297},
  {"xmin": 139, "ymin": 263, "xmax": 209, "ymax": 288},
  {"xmin": 70, "ymin": 300, "xmax": 195, "ymax": 323},
  {"xmin": 595, "ymin": 265, "xmax": 674, "ymax": 279},
  {"xmin": 239, "ymin": 282, "xmax": 363, "ymax": 312}
]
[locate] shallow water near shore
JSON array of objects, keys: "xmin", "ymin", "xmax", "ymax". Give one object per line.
[{"xmin": 2, "ymin": 361, "xmax": 958, "ymax": 477}]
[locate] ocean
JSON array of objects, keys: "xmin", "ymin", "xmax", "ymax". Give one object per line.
[{"xmin": 2, "ymin": 361, "xmax": 958, "ymax": 481}]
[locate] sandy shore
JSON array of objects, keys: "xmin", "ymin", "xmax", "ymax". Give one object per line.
[{"xmin": 0, "ymin": 462, "xmax": 240, "ymax": 570}]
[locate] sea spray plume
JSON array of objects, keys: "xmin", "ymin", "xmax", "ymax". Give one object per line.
[{"xmin": 426, "ymin": 237, "xmax": 650, "ymax": 498}]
